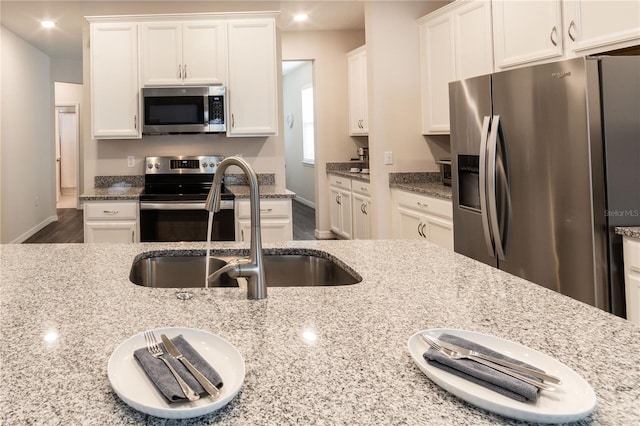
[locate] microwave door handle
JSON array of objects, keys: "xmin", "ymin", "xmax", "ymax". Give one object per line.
[
  {"xmin": 478, "ymin": 116, "xmax": 494, "ymax": 257},
  {"xmin": 203, "ymin": 95, "xmax": 210, "ymax": 129}
]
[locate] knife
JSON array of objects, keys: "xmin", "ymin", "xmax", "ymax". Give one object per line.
[
  {"xmin": 432, "ymin": 336, "xmax": 562, "ymax": 385},
  {"xmin": 160, "ymin": 334, "xmax": 221, "ymax": 399}
]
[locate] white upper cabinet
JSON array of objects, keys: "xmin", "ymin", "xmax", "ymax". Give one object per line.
[
  {"xmin": 140, "ymin": 21, "xmax": 227, "ymax": 86},
  {"xmin": 347, "ymin": 45, "xmax": 368, "ymax": 136},
  {"xmin": 453, "ymin": 0, "xmax": 494, "ymax": 80},
  {"xmin": 90, "ymin": 22, "xmax": 141, "ymax": 139},
  {"xmin": 418, "ymin": 0, "xmax": 493, "ymax": 134},
  {"xmin": 492, "ymin": 0, "xmax": 564, "ymax": 70},
  {"xmin": 227, "ymin": 19, "xmax": 278, "ymax": 137},
  {"xmin": 563, "ymin": 0, "xmax": 640, "ymax": 55}
]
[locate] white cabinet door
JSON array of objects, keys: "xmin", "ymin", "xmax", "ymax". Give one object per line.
[
  {"xmin": 453, "ymin": 0, "xmax": 494, "ymax": 80},
  {"xmin": 419, "ymin": 10, "xmax": 454, "ymax": 134},
  {"xmin": 347, "ymin": 46, "xmax": 368, "ymax": 136},
  {"xmin": 563, "ymin": 0, "xmax": 640, "ymax": 55},
  {"xmin": 423, "ymin": 214, "xmax": 454, "ymax": 250},
  {"xmin": 90, "ymin": 23, "xmax": 140, "ymax": 139},
  {"xmin": 352, "ymin": 192, "xmax": 371, "ymax": 240},
  {"xmin": 141, "ymin": 21, "xmax": 227, "ymax": 86},
  {"xmin": 329, "ymin": 187, "xmax": 352, "ymax": 239},
  {"xmin": 182, "ymin": 21, "xmax": 227, "ymax": 85},
  {"xmin": 623, "ymin": 236, "xmax": 640, "ymax": 325},
  {"xmin": 85, "ymin": 222, "xmax": 137, "ymax": 243},
  {"xmin": 492, "ymin": 0, "xmax": 564, "ymax": 69},
  {"xmin": 396, "ymin": 205, "xmax": 426, "ymax": 240},
  {"xmin": 235, "ymin": 198, "xmax": 292, "ymax": 242},
  {"xmin": 83, "ymin": 200, "xmax": 139, "ymax": 243},
  {"xmin": 140, "ymin": 22, "xmax": 183, "ymax": 85},
  {"xmin": 227, "ymin": 19, "xmax": 278, "ymax": 136}
]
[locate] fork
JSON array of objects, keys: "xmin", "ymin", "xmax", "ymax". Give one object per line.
[
  {"xmin": 420, "ymin": 334, "xmax": 556, "ymax": 391},
  {"xmin": 144, "ymin": 331, "xmax": 200, "ymax": 401}
]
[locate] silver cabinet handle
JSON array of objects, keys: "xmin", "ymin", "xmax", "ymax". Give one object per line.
[
  {"xmin": 183, "ymin": 64, "xmax": 188, "ymax": 79},
  {"xmin": 336, "ymin": 194, "xmax": 342, "ymax": 205},
  {"xmin": 134, "ymin": 115, "xmax": 137, "ymax": 130},
  {"xmin": 260, "ymin": 208, "xmax": 273, "ymax": 214},
  {"xmin": 417, "ymin": 222, "xmax": 424, "ymax": 238},
  {"xmin": 231, "ymin": 113, "xmax": 235, "ymax": 128},
  {"xmin": 421, "ymin": 223, "xmax": 427, "ymax": 238},
  {"xmin": 131, "ymin": 229, "xmax": 135, "ymax": 243},
  {"xmin": 550, "ymin": 26, "xmax": 558, "ymax": 46},
  {"xmin": 336, "ymin": 180, "xmax": 342, "ymax": 185},
  {"xmin": 416, "ymin": 201, "xmax": 429, "ymax": 208},
  {"xmin": 178, "ymin": 64, "xmax": 182, "ymax": 79},
  {"xmin": 567, "ymin": 20, "xmax": 576, "ymax": 41},
  {"xmin": 103, "ymin": 210, "xmax": 118, "ymax": 215},
  {"xmin": 240, "ymin": 229, "xmax": 244, "ymax": 242}
]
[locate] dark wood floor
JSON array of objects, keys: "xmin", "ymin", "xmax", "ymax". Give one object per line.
[
  {"xmin": 23, "ymin": 208, "xmax": 84, "ymax": 243},
  {"xmin": 22, "ymin": 199, "xmax": 316, "ymax": 244}
]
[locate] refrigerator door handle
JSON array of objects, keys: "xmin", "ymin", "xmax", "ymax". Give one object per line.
[
  {"xmin": 487, "ymin": 115, "xmax": 510, "ymax": 261},
  {"xmin": 478, "ymin": 116, "xmax": 494, "ymax": 257}
]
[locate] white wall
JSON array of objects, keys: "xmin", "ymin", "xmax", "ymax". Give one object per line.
[
  {"xmin": 281, "ymin": 30, "xmax": 365, "ymax": 237},
  {"xmin": 364, "ymin": 1, "xmax": 448, "ymax": 238},
  {"xmin": 1, "ymin": 26, "xmax": 56, "ymax": 243},
  {"xmin": 283, "ymin": 62, "xmax": 314, "ymax": 206}
]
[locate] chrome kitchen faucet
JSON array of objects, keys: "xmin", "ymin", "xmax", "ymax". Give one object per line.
[{"xmin": 205, "ymin": 157, "xmax": 267, "ymax": 299}]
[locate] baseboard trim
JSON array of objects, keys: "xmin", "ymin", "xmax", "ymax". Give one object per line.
[
  {"xmin": 314, "ymin": 229, "xmax": 335, "ymax": 240},
  {"xmin": 292, "ymin": 196, "xmax": 315, "ymax": 209},
  {"xmin": 11, "ymin": 215, "xmax": 58, "ymax": 244}
]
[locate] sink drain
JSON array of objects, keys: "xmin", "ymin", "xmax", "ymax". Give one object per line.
[{"xmin": 175, "ymin": 290, "xmax": 194, "ymax": 301}]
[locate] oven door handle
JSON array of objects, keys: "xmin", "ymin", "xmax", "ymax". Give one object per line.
[{"xmin": 140, "ymin": 201, "xmax": 233, "ymax": 210}]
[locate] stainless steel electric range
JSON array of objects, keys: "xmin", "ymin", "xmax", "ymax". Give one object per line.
[{"xmin": 139, "ymin": 155, "xmax": 235, "ymax": 242}]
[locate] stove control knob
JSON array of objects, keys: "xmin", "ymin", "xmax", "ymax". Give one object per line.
[
  {"xmin": 154, "ymin": 163, "xmax": 160, "ymax": 169},
  {"xmin": 146, "ymin": 163, "xmax": 153, "ymax": 169}
]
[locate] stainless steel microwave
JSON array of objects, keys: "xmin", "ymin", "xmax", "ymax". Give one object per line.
[{"xmin": 142, "ymin": 86, "xmax": 226, "ymax": 134}]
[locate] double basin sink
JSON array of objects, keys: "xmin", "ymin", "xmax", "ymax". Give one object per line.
[{"xmin": 130, "ymin": 248, "xmax": 362, "ymax": 288}]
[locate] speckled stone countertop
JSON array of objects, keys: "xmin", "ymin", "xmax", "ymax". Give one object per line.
[
  {"xmin": 1, "ymin": 240, "xmax": 639, "ymax": 424},
  {"xmin": 227, "ymin": 185, "xmax": 295, "ymax": 199},
  {"xmin": 79, "ymin": 186, "xmax": 144, "ymax": 201},
  {"xmin": 389, "ymin": 172, "xmax": 452, "ymax": 200},
  {"xmin": 615, "ymin": 226, "xmax": 640, "ymax": 239},
  {"xmin": 326, "ymin": 161, "xmax": 370, "ymax": 183}
]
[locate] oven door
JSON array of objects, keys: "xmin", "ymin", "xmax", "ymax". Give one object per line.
[{"xmin": 140, "ymin": 201, "xmax": 235, "ymax": 242}]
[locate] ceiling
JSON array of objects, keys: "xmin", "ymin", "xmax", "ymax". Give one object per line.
[{"xmin": 0, "ymin": 1, "xmax": 366, "ymax": 61}]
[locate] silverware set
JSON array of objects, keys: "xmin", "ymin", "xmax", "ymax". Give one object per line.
[
  {"xmin": 421, "ymin": 334, "xmax": 561, "ymax": 391},
  {"xmin": 143, "ymin": 330, "xmax": 220, "ymax": 401}
]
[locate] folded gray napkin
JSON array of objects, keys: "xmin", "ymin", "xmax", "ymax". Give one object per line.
[
  {"xmin": 423, "ymin": 333, "xmax": 540, "ymax": 402},
  {"xmin": 134, "ymin": 334, "xmax": 223, "ymax": 403}
]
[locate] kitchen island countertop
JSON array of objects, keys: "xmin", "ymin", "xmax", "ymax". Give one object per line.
[{"xmin": 1, "ymin": 239, "xmax": 638, "ymax": 425}]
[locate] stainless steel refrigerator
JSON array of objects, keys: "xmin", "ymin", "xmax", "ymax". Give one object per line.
[{"xmin": 449, "ymin": 56, "xmax": 640, "ymax": 318}]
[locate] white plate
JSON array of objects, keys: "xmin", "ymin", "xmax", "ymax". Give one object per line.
[
  {"xmin": 408, "ymin": 329, "xmax": 596, "ymax": 423},
  {"xmin": 108, "ymin": 327, "xmax": 245, "ymax": 419}
]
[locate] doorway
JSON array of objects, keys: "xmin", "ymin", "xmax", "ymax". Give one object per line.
[{"xmin": 54, "ymin": 104, "xmax": 79, "ymax": 209}]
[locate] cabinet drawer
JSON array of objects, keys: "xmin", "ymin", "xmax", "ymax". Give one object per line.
[
  {"xmin": 624, "ymin": 237, "xmax": 640, "ymax": 270},
  {"xmin": 84, "ymin": 201, "xmax": 138, "ymax": 220},
  {"xmin": 236, "ymin": 199, "xmax": 291, "ymax": 219},
  {"xmin": 328, "ymin": 174, "xmax": 352, "ymax": 191},
  {"xmin": 352, "ymin": 180, "xmax": 371, "ymax": 196},
  {"xmin": 393, "ymin": 190, "xmax": 452, "ymax": 219}
]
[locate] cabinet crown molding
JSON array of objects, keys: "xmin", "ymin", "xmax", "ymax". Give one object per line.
[{"xmin": 85, "ymin": 11, "xmax": 280, "ymax": 23}]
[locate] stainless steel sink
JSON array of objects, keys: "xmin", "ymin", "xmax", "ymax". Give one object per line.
[{"xmin": 130, "ymin": 249, "xmax": 362, "ymax": 288}]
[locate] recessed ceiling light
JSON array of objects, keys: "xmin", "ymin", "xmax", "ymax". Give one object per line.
[
  {"xmin": 293, "ymin": 14, "xmax": 309, "ymax": 22},
  {"xmin": 41, "ymin": 20, "xmax": 56, "ymax": 29}
]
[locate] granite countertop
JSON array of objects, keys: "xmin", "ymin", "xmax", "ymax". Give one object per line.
[
  {"xmin": 389, "ymin": 172, "xmax": 452, "ymax": 200},
  {"xmin": 226, "ymin": 184, "xmax": 296, "ymax": 199},
  {"xmin": 79, "ymin": 186, "xmax": 144, "ymax": 201},
  {"xmin": 1, "ymin": 240, "xmax": 639, "ymax": 424},
  {"xmin": 615, "ymin": 226, "xmax": 640, "ymax": 239},
  {"xmin": 327, "ymin": 169, "xmax": 371, "ymax": 183}
]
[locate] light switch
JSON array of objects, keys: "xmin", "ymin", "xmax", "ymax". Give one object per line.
[{"xmin": 384, "ymin": 151, "xmax": 393, "ymax": 165}]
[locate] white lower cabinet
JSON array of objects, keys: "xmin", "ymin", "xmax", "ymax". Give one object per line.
[
  {"xmin": 328, "ymin": 175, "xmax": 353, "ymax": 239},
  {"xmin": 83, "ymin": 201, "xmax": 139, "ymax": 243},
  {"xmin": 236, "ymin": 198, "xmax": 292, "ymax": 242},
  {"xmin": 391, "ymin": 189, "xmax": 453, "ymax": 250},
  {"xmin": 352, "ymin": 181, "xmax": 372, "ymax": 240},
  {"xmin": 623, "ymin": 236, "xmax": 640, "ymax": 325}
]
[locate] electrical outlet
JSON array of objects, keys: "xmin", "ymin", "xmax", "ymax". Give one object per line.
[
  {"xmin": 127, "ymin": 156, "xmax": 135, "ymax": 167},
  {"xmin": 384, "ymin": 151, "xmax": 393, "ymax": 165},
  {"xmin": 35, "ymin": 196, "xmax": 39, "ymax": 207}
]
